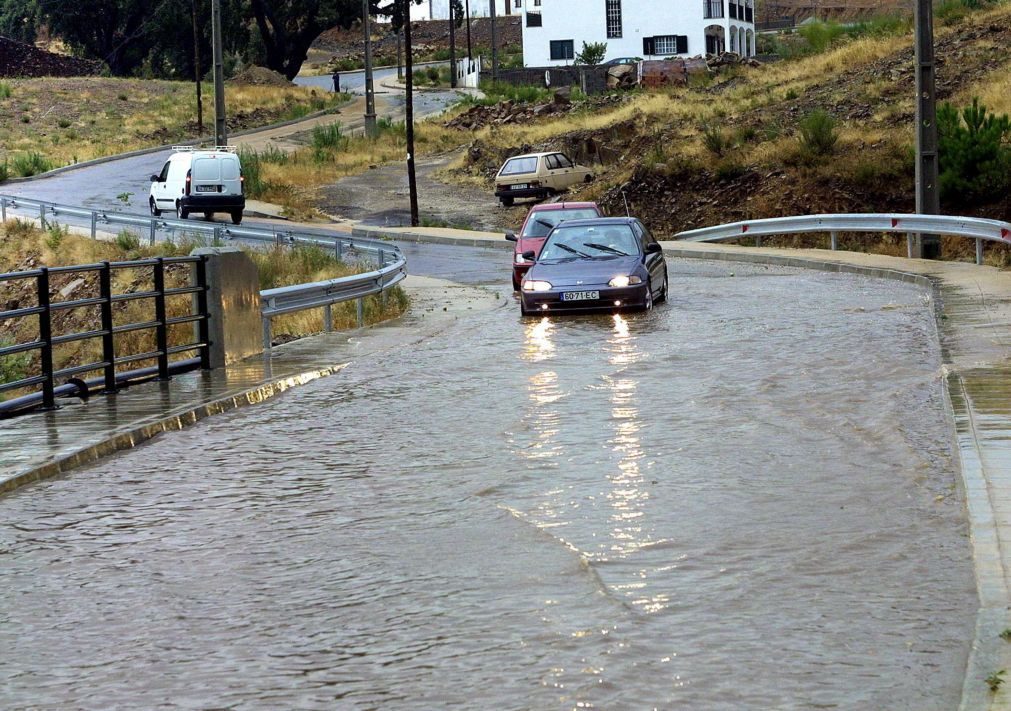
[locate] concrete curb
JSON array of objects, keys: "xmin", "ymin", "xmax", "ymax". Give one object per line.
[
  {"xmin": 0, "ymin": 364, "xmax": 346, "ymax": 496},
  {"xmin": 4, "ymin": 99, "xmax": 353, "ymax": 184}
]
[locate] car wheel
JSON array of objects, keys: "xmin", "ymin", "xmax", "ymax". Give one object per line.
[
  {"xmin": 149, "ymin": 198, "xmax": 161, "ymax": 217},
  {"xmin": 231, "ymin": 211, "xmax": 243, "ymax": 225},
  {"xmin": 512, "ymin": 274, "xmax": 521, "ymax": 291},
  {"xmin": 501, "ymin": 197, "xmax": 514, "ymax": 207},
  {"xmin": 643, "ymin": 279, "xmax": 654, "ymax": 311},
  {"xmin": 584, "ymin": 174, "xmax": 594, "ymax": 183},
  {"xmin": 202, "ymin": 211, "xmax": 214, "ymax": 221},
  {"xmin": 175, "ymin": 203, "xmax": 187, "ymax": 220},
  {"xmin": 656, "ymin": 270, "xmax": 669, "ymax": 303}
]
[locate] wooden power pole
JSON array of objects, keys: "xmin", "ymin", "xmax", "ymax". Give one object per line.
[
  {"xmin": 404, "ymin": 1, "xmax": 419, "ymax": 227},
  {"xmin": 211, "ymin": 0, "xmax": 227, "ymax": 146},
  {"xmin": 192, "ymin": 0, "xmax": 203, "ymax": 137},
  {"xmin": 914, "ymin": 0, "xmax": 940, "ymax": 258}
]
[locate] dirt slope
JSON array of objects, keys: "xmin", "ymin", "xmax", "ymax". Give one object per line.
[{"xmin": 0, "ymin": 36, "xmax": 100, "ymax": 78}]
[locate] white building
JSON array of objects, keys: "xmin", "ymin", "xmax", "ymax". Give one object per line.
[
  {"xmin": 518, "ymin": 0, "xmax": 756, "ymax": 66},
  {"xmin": 410, "ymin": 0, "xmax": 514, "ymax": 20}
]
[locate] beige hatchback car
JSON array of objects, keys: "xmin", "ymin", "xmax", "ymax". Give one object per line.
[{"xmin": 494, "ymin": 152, "xmax": 594, "ymax": 207}]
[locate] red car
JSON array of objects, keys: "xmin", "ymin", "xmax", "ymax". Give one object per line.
[{"xmin": 505, "ymin": 202, "xmax": 602, "ymax": 290}]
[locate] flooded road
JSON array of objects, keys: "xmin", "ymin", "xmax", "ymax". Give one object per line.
[{"xmin": 0, "ymin": 260, "xmax": 976, "ymax": 709}]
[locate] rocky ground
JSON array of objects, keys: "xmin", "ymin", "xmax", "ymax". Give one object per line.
[{"xmin": 0, "ymin": 36, "xmax": 100, "ymax": 78}]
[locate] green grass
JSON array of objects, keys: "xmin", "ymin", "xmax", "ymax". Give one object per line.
[
  {"xmin": 0, "ymin": 82, "xmax": 12, "ymax": 99},
  {"xmin": 10, "ymin": 151, "xmax": 53, "ymax": 177}
]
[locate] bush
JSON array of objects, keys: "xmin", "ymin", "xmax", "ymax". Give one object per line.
[
  {"xmin": 311, "ymin": 122, "xmax": 347, "ymax": 163},
  {"xmin": 702, "ymin": 123, "xmax": 730, "ymax": 156},
  {"xmin": 797, "ymin": 110, "xmax": 838, "ymax": 157},
  {"xmin": 938, "ymin": 98, "xmax": 1011, "ymax": 205},
  {"xmin": 575, "ymin": 41, "xmax": 607, "ymax": 66},
  {"xmin": 11, "ymin": 151, "xmax": 53, "ymax": 177},
  {"xmin": 0, "ymin": 339, "xmax": 32, "ymax": 396},
  {"xmin": 44, "ymin": 222, "xmax": 68, "ymax": 250},
  {"xmin": 0, "ymin": 82, "xmax": 11, "ymax": 99},
  {"xmin": 237, "ymin": 148, "xmax": 265, "ymax": 198},
  {"xmin": 0, "ymin": 159, "xmax": 8, "ymax": 183},
  {"xmin": 115, "ymin": 230, "xmax": 141, "ymax": 251}
]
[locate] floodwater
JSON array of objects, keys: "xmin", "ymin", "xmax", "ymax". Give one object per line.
[{"xmin": 0, "ymin": 260, "xmax": 976, "ymax": 710}]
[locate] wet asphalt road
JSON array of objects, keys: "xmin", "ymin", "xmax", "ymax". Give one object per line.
[{"xmin": 0, "ymin": 260, "xmax": 976, "ymax": 709}]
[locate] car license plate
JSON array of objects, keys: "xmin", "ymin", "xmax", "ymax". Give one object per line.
[
  {"xmin": 510, "ymin": 184, "xmax": 528, "ymax": 190},
  {"xmin": 196, "ymin": 185, "xmax": 216, "ymax": 192},
  {"xmin": 562, "ymin": 291, "xmax": 599, "ymax": 301}
]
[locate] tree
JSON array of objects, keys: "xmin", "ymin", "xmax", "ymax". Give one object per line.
[
  {"xmin": 938, "ymin": 98, "xmax": 1011, "ymax": 205},
  {"xmin": 249, "ymin": 0, "xmax": 365, "ymax": 80},
  {"xmin": 575, "ymin": 41, "xmax": 607, "ymax": 66},
  {"xmin": 0, "ymin": 0, "xmax": 38, "ymax": 44},
  {"xmin": 42, "ymin": 0, "xmax": 155, "ymax": 75}
]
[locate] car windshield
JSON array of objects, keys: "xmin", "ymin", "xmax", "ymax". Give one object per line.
[
  {"xmin": 538, "ymin": 225, "xmax": 639, "ymax": 261},
  {"xmin": 500, "ymin": 156, "xmax": 538, "ymax": 176},
  {"xmin": 520, "ymin": 208, "xmax": 600, "ymax": 238}
]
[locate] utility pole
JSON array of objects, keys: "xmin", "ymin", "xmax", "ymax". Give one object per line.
[
  {"xmin": 211, "ymin": 0, "xmax": 227, "ymax": 146},
  {"xmin": 404, "ymin": 2, "xmax": 419, "ymax": 227},
  {"xmin": 363, "ymin": 0, "xmax": 377, "ymax": 137},
  {"xmin": 449, "ymin": 1, "xmax": 457, "ymax": 88},
  {"xmin": 191, "ymin": 0, "xmax": 203, "ymax": 138},
  {"xmin": 490, "ymin": 0, "xmax": 498, "ymax": 81},
  {"xmin": 914, "ymin": 0, "xmax": 940, "ymax": 258},
  {"xmin": 465, "ymin": 0, "xmax": 472, "ymax": 64}
]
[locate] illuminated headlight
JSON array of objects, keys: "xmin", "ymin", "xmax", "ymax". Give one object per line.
[
  {"xmin": 608, "ymin": 275, "xmax": 642, "ymax": 288},
  {"xmin": 515, "ymin": 253, "xmax": 530, "ymax": 264},
  {"xmin": 522, "ymin": 280, "xmax": 553, "ymax": 292}
]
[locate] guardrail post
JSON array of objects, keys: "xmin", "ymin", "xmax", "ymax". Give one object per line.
[
  {"xmin": 195, "ymin": 256, "xmax": 211, "ymax": 370},
  {"xmin": 356, "ymin": 297, "xmax": 364, "ymax": 327},
  {"xmin": 1, "ymin": 197, "xmax": 6, "ymax": 222},
  {"xmin": 754, "ymin": 236, "xmax": 763, "ymax": 248},
  {"xmin": 213, "ymin": 226, "xmax": 222, "ymax": 246},
  {"xmin": 99, "ymin": 261, "xmax": 118, "ymax": 393},
  {"xmin": 336, "ymin": 239, "xmax": 343, "ymax": 262},
  {"xmin": 323, "ymin": 304, "xmax": 333, "ymax": 332},
  {"xmin": 378, "ymin": 248, "xmax": 385, "ymax": 266},
  {"xmin": 976, "ymin": 238, "xmax": 983, "ymax": 266},
  {"xmin": 90, "ymin": 211, "xmax": 97, "ymax": 239},
  {"xmin": 149, "ymin": 220, "xmax": 157, "ymax": 246},
  {"xmin": 153, "ymin": 257, "xmax": 170, "ymax": 381},
  {"xmin": 262, "ymin": 316, "xmax": 272, "ymax": 351},
  {"xmin": 830, "ymin": 231, "xmax": 838, "ymax": 251},
  {"xmin": 36, "ymin": 268, "xmax": 57, "ymax": 410},
  {"xmin": 907, "ymin": 233, "xmax": 914, "ymax": 259}
]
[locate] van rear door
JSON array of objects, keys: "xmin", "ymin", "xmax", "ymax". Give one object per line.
[{"xmin": 191, "ymin": 156, "xmax": 222, "ymax": 195}]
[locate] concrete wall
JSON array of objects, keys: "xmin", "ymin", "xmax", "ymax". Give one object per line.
[
  {"xmin": 192, "ymin": 247, "xmax": 262, "ymax": 368},
  {"xmin": 520, "ymin": 0, "xmax": 756, "ymax": 66},
  {"xmin": 484, "ymin": 65, "xmax": 609, "ymax": 94}
]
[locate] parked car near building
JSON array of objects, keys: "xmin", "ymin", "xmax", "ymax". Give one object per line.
[
  {"xmin": 505, "ymin": 201, "xmax": 602, "ymax": 290},
  {"xmin": 149, "ymin": 146, "xmax": 245, "ymax": 224},
  {"xmin": 494, "ymin": 151, "xmax": 594, "ymax": 207}
]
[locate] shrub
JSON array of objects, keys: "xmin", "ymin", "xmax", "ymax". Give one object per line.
[
  {"xmin": 702, "ymin": 123, "xmax": 730, "ymax": 156},
  {"xmin": 797, "ymin": 109, "xmax": 838, "ymax": 157},
  {"xmin": 11, "ymin": 151, "xmax": 53, "ymax": 177},
  {"xmin": 0, "ymin": 159, "xmax": 8, "ymax": 183},
  {"xmin": 715, "ymin": 159, "xmax": 746, "ymax": 182},
  {"xmin": 575, "ymin": 41, "xmax": 607, "ymax": 66},
  {"xmin": 426, "ymin": 66, "xmax": 440, "ymax": 83},
  {"xmin": 0, "ymin": 82, "xmax": 11, "ymax": 99},
  {"xmin": 57, "ymin": 118, "xmax": 71, "ymax": 129},
  {"xmin": 785, "ymin": 88, "xmax": 798, "ymax": 101},
  {"xmin": 44, "ymin": 222, "xmax": 68, "ymax": 250},
  {"xmin": 0, "ymin": 339, "xmax": 32, "ymax": 396},
  {"xmin": 115, "ymin": 230, "xmax": 141, "ymax": 251},
  {"xmin": 938, "ymin": 98, "xmax": 1011, "ymax": 205},
  {"xmin": 237, "ymin": 148, "xmax": 265, "ymax": 197},
  {"xmin": 311, "ymin": 122, "xmax": 346, "ymax": 152}
]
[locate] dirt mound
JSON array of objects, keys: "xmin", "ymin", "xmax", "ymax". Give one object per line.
[
  {"xmin": 228, "ymin": 66, "xmax": 293, "ymax": 87},
  {"xmin": 0, "ymin": 35, "xmax": 100, "ymax": 78}
]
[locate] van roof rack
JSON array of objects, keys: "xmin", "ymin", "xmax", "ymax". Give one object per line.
[{"xmin": 170, "ymin": 145, "xmax": 238, "ymax": 153}]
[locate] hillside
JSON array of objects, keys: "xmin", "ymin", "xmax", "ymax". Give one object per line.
[
  {"xmin": 0, "ymin": 35, "xmax": 99, "ymax": 77},
  {"xmin": 443, "ymin": 2, "xmax": 1011, "ymax": 262}
]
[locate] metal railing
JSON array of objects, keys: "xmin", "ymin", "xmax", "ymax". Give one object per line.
[
  {"xmin": 261, "ymin": 248, "xmax": 407, "ymax": 350},
  {"xmin": 675, "ymin": 213, "xmax": 1011, "ymax": 265},
  {"xmin": 0, "ymin": 256, "xmax": 210, "ymax": 417},
  {"xmin": 0, "ymin": 192, "xmax": 409, "ymax": 353}
]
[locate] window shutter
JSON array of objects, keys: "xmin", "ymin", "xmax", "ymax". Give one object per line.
[
  {"xmin": 642, "ymin": 36, "xmax": 655, "ymax": 55},
  {"xmin": 676, "ymin": 35, "xmax": 688, "ymax": 54}
]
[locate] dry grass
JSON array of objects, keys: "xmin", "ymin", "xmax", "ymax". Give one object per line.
[
  {"xmin": 0, "ymin": 221, "xmax": 409, "ymax": 395},
  {"xmin": 0, "ymin": 77, "xmax": 345, "ymax": 173}
]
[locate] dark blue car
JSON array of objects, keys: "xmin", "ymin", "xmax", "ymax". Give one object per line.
[{"xmin": 519, "ymin": 217, "xmax": 668, "ymax": 315}]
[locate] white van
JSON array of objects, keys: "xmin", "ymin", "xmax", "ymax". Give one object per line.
[{"xmin": 149, "ymin": 146, "xmax": 245, "ymax": 224}]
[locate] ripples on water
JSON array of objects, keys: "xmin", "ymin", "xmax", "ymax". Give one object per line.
[{"xmin": 0, "ymin": 261, "xmax": 975, "ymax": 709}]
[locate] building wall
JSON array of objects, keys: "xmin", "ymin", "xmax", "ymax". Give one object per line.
[{"xmin": 519, "ymin": 0, "xmax": 754, "ymax": 66}]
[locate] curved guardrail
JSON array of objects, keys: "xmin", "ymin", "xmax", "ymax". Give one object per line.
[
  {"xmin": 675, "ymin": 213, "xmax": 1011, "ymax": 265},
  {"xmin": 0, "ymin": 193, "xmax": 409, "ymax": 354}
]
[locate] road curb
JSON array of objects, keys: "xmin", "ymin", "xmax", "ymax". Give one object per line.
[{"xmin": 0, "ymin": 364, "xmax": 346, "ymax": 497}]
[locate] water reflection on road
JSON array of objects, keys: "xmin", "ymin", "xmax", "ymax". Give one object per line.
[{"xmin": 0, "ymin": 260, "xmax": 976, "ymax": 709}]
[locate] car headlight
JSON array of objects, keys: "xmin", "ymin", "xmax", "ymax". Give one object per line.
[
  {"xmin": 522, "ymin": 280, "xmax": 553, "ymax": 292},
  {"xmin": 608, "ymin": 275, "xmax": 642, "ymax": 288},
  {"xmin": 515, "ymin": 253, "xmax": 530, "ymax": 264}
]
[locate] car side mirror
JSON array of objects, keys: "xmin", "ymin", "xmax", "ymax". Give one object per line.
[
  {"xmin": 645, "ymin": 243, "xmax": 662, "ymax": 254},
  {"xmin": 150, "ymin": 175, "xmax": 159, "ymax": 182},
  {"xmin": 505, "ymin": 231, "xmax": 518, "ymax": 242},
  {"xmin": 522, "ymin": 250, "xmax": 536, "ymax": 261}
]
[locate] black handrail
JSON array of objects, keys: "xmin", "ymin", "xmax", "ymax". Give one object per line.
[{"xmin": 0, "ymin": 256, "xmax": 210, "ymax": 417}]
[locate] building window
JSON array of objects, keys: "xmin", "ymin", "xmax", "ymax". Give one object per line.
[
  {"xmin": 526, "ymin": 11, "xmax": 542, "ymax": 26},
  {"xmin": 703, "ymin": 0, "xmax": 724, "ymax": 19},
  {"xmin": 550, "ymin": 39, "xmax": 575, "ymax": 60},
  {"xmin": 606, "ymin": 0, "xmax": 623, "ymax": 38},
  {"xmin": 514, "ymin": 0, "xmax": 521, "ymax": 7},
  {"xmin": 533, "ymin": 0, "xmax": 541, "ymax": 5},
  {"xmin": 644, "ymin": 35, "xmax": 688, "ymax": 56}
]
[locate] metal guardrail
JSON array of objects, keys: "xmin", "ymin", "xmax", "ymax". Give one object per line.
[
  {"xmin": 0, "ymin": 256, "xmax": 210, "ymax": 417},
  {"xmin": 675, "ymin": 213, "xmax": 1011, "ymax": 265},
  {"xmin": 0, "ymin": 192, "xmax": 409, "ymax": 357}
]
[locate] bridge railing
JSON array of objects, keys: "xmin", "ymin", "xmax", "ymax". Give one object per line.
[{"xmin": 675, "ymin": 213, "xmax": 1011, "ymax": 265}]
